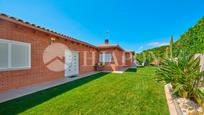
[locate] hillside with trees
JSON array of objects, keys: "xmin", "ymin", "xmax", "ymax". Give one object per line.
[
  {"xmin": 174, "ymin": 17, "xmax": 204, "ymax": 55},
  {"xmin": 136, "ymin": 16, "xmax": 204, "ymax": 64}
]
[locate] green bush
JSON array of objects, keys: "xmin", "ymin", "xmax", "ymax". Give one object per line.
[{"xmin": 155, "ymin": 54, "xmax": 204, "ymax": 105}]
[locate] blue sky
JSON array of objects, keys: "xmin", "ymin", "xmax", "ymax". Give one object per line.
[{"xmin": 0, "ymin": 0, "xmax": 204, "ymax": 52}]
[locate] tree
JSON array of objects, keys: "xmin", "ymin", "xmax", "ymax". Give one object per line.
[{"xmin": 170, "ymin": 35, "xmax": 173, "ymax": 58}]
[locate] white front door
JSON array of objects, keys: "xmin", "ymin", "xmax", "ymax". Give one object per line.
[{"xmin": 65, "ymin": 50, "xmax": 79, "ymax": 77}]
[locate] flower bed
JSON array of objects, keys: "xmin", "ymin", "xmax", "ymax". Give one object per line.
[
  {"xmin": 175, "ymin": 97, "xmax": 203, "ymax": 114},
  {"xmin": 165, "ymin": 84, "xmax": 203, "ymax": 115}
]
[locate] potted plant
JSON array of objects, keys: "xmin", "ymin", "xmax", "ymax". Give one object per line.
[{"xmin": 94, "ymin": 63, "xmax": 105, "ymax": 71}]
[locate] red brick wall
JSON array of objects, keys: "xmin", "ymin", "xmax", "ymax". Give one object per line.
[
  {"xmin": 125, "ymin": 53, "xmax": 133, "ymax": 67},
  {"xmin": 0, "ymin": 20, "xmax": 98, "ymax": 91},
  {"xmin": 98, "ymin": 48, "xmax": 124, "ymax": 71}
]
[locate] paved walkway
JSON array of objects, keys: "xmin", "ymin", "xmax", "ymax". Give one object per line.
[
  {"xmin": 102, "ymin": 66, "xmax": 136, "ymax": 73},
  {"xmin": 102, "ymin": 67, "xmax": 129, "ymax": 73},
  {"xmin": 0, "ymin": 72, "xmax": 99, "ymax": 103}
]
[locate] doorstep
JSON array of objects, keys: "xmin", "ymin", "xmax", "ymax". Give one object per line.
[{"xmin": 0, "ymin": 72, "xmax": 99, "ymax": 103}]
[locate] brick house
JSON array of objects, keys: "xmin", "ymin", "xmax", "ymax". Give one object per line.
[{"xmin": 0, "ymin": 14, "xmax": 135, "ymax": 92}]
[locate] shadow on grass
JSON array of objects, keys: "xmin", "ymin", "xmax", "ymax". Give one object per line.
[
  {"xmin": 137, "ymin": 66, "xmax": 144, "ymax": 68},
  {"xmin": 125, "ymin": 68, "xmax": 137, "ymax": 72},
  {"xmin": 0, "ymin": 72, "xmax": 108, "ymax": 115}
]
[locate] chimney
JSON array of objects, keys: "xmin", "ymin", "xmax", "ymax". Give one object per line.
[{"xmin": 105, "ymin": 39, "xmax": 109, "ymax": 45}]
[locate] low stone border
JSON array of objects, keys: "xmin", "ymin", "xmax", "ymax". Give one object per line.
[{"xmin": 164, "ymin": 84, "xmax": 183, "ymax": 115}]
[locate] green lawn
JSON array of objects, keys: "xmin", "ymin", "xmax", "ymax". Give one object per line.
[{"xmin": 0, "ymin": 67, "xmax": 169, "ymax": 115}]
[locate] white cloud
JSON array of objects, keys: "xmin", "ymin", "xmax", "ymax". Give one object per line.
[
  {"xmin": 138, "ymin": 46, "xmax": 143, "ymax": 51},
  {"xmin": 136, "ymin": 46, "xmax": 143, "ymax": 52},
  {"xmin": 148, "ymin": 42, "xmax": 168, "ymax": 47}
]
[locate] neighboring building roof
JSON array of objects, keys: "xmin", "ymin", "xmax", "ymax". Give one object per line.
[
  {"xmin": 0, "ymin": 13, "xmax": 96, "ymax": 48},
  {"xmin": 97, "ymin": 44, "xmax": 125, "ymax": 51},
  {"xmin": 125, "ymin": 50, "xmax": 135, "ymax": 54}
]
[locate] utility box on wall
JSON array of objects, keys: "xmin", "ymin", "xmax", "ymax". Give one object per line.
[
  {"xmin": 200, "ymin": 54, "xmax": 204, "ymax": 71},
  {"xmin": 194, "ymin": 54, "xmax": 204, "ymax": 71}
]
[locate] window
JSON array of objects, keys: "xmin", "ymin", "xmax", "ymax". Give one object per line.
[
  {"xmin": 99, "ymin": 53, "xmax": 112, "ymax": 62},
  {"xmin": 0, "ymin": 39, "xmax": 31, "ymax": 71},
  {"xmin": 0, "ymin": 43, "xmax": 9, "ymax": 68}
]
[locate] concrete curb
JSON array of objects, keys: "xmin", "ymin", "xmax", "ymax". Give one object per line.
[{"xmin": 164, "ymin": 84, "xmax": 183, "ymax": 115}]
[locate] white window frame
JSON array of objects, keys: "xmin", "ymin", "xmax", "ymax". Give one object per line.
[
  {"xmin": 122, "ymin": 55, "xmax": 125, "ymax": 65},
  {"xmin": 99, "ymin": 53, "xmax": 112, "ymax": 62},
  {"xmin": 0, "ymin": 39, "xmax": 31, "ymax": 71}
]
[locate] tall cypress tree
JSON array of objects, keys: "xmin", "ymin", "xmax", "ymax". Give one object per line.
[
  {"xmin": 170, "ymin": 35, "xmax": 173, "ymax": 58},
  {"xmin": 165, "ymin": 47, "xmax": 169, "ymax": 58}
]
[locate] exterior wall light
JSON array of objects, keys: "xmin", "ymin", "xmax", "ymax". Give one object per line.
[{"xmin": 50, "ymin": 37, "xmax": 56, "ymax": 43}]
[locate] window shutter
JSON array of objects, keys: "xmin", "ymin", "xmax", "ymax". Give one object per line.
[
  {"xmin": 11, "ymin": 44, "xmax": 30, "ymax": 68},
  {"xmin": 0, "ymin": 43, "xmax": 9, "ymax": 69},
  {"xmin": 0, "ymin": 39, "xmax": 31, "ymax": 71}
]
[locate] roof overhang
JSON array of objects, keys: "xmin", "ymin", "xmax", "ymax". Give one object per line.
[{"xmin": 0, "ymin": 13, "xmax": 96, "ymax": 49}]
